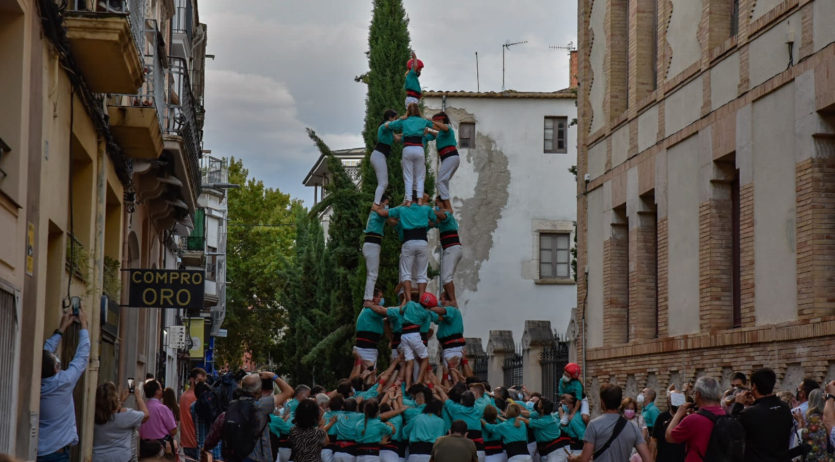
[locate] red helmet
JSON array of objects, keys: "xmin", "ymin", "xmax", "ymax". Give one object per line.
[
  {"xmin": 419, "ymin": 292, "xmax": 437, "ymax": 308},
  {"xmin": 564, "ymin": 363, "xmax": 581, "ymax": 379},
  {"xmin": 407, "ymin": 58, "xmax": 424, "ymax": 71}
]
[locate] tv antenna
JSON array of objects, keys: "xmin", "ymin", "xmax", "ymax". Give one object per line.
[
  {"xmin": 502, "ymin": 40, "xmax": 527, "ymax": 91},
  {"xmin": 475, "ymin": 51, "xmax": 480, "ymax": 92},
  {"xmin": 549, "ymin": 41, "xmax": 576, "ymax": 53}
]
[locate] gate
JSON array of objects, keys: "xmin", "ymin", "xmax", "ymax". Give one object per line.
[
  {"xmin": 472, "ymin": 355, "xmax": 488, "ymax": 381},
  {"xmin": 503, "ymin": 353, "xmax": 523, "ymax": 387},
  {"xmin": 540, "ymin": 336, "xmax": 570, "ymax": 403}
]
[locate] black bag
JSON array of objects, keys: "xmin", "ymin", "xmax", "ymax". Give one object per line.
[
  {"xmin": 220, "ymin": 397, "xmax": 263, "ymax": 462},
  {"xmin": 195, "ymin": 384, "xmax": 223, "ymax": 423},
  {"xmin": 697, "ymin": 410, "xmax": 745, "ymax": 462}
]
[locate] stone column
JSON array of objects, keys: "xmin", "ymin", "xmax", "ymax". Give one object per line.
[
  {"xmin": 522, "ymin": 320, "xmax": 553, "ymax": 391},
  {"xmin": 464, "ymin": 337, "xmax": 487, "ymax": 379},
  {"xmin": 487, "ymin": 330, "xmax": 515, "ymax": 388}
]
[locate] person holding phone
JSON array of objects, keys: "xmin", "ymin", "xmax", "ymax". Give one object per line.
[{"xmin": 93, "ymin": 381, "xmax": 150, "ymax": 461}]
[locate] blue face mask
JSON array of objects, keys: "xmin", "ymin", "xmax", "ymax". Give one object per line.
[
  {"xmin": 384, "ymin": 205, "xmax": 390, "ymax": 210},
  {"xmin": 379, "ymin": 298, "xmax": 385, "ymax": 306}
]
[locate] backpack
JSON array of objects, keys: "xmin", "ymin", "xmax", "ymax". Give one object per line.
[
  {"xmin": 220, "ymin": 397, "xmax": 264, "ymax": 462},
  {"xmin": 194, "ymin": 384, "xmax": 222, "ymax": 423},
  {"xmin": 216, "ymin": 373, "xmax": 239, "ymax": 412},
  {"xmin": 697, "ymin": 410, "xmax": 745, "ymax": 462}
]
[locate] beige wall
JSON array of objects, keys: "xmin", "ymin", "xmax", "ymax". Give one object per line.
[
  {"xmin": 666, "ymin": 135, "xmax": 700, "ymax": 335},
  {"xmin": 666, "ymin": 0, "xmax": 702, "ymax": 78},
  {"xmin": 814, "ymin": 1, "xmax": 835, "ymax": 52},
  {"xmin": 588, "ymin": 0, "xmax": 607, "ymax": 134},
  {"xmin": 586, "ymin": 187, "xmax": 605, "ymax": 348},
  {"xmin": 611, "ymin": 124, "xmax": 630, "ymax": 168},
  {"xmin": 637, "ymin": 105, "xmax": 659, "ymax": 153},
  {"xmin": 665, "ymin": 77, "xmax": 702, "ymax": 137},
  {"xmin": 711, "ymin": 53, "xmax": 740, "ymax": 112},
  {"xmin": 752, "ymin": 83, "xmax": 798, "ymax": 325},
  {"xmin": 749, "ymin": 13, "xmax": 801, "ymax": 89}
]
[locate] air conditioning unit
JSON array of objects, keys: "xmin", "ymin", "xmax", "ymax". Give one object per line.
[{"xmin": 168, "ymin": 326, "xmax": 187, "ymax": 350}]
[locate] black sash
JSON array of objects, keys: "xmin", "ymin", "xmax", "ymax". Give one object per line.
[
  {"xmin": 404, "ymin": 136, "xmax": 423, "ymax": 146},
  {"xmin": 364, "ymin": 232, "xmax": 382, "ymax": 245},
  {"xmin": 440, "ymin": 230, "xmax": 461, "ymax": 248},
  {"xmin": 438, "ymin": 333, "xmax": 465, "ymax": 349},
  {"xmin": 403, "ymin": 227, "xmax": 428, "ymax": 242},
  {"xmin": 505, "ymin": 440, "xmax": 529, "ymax": 457},
  {"xmin": 355, "ymin": 330, "xmax": 382, "ymax": 349},
  {"xmin": 374, "ymin": 143, "xmax": 391, "ymax": 156}
]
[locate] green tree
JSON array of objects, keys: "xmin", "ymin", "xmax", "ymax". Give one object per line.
[{"xmin": 215, "ymin": 158, "xmax": 301, "ymax": 368}]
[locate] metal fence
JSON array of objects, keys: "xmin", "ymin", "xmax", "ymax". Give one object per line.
[
  {"xmin": 472, "ymin": 355, "xmax": 488, "ymax": 381},
  {"xmin": 167, "ymin": 57, "xmax": 203, "ymax": 191},
  {"xmin": 69, "ymin": 0, "xmax": 145, "ymax": 67},
  {"xmin": 503, "ymin": 353, "xmax": 523, "ymax": 387},
  {"xmin": 540, "ymin": 336, "xmax": 571, "ymax": 403}
]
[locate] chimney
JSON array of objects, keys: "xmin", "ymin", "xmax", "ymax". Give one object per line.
[{"xmin": 569, "ymin": 50, "xmax": 579, "ymax": 88}]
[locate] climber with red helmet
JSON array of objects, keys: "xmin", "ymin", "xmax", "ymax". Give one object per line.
[
  {"xmin": 404, "ymin": 50, "xmax": 424, "ymax": 108},
  {"xmin": 559, "ymin": 363, "xmax": 585, "ymax": 428}
]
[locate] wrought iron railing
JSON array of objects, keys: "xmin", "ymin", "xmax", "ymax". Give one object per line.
[
  {"xmin": 503, "ymin": 353, "xmax": 523, "ymax": 388},
  {"xmin": 472, "ymin": 356, "xmax": 488, "ymax": 381},
  {"xmin": 167, "ymin": 57, "xmax": 203, "ymax": 192},
  {"xmin": 201, "ymin": 156, "xmax": 228, "ymax": 185},
  {"xmin": 540, "ymin": 336, "xmax": 570, "ymax": 403},
  {"xmin": 68, "ymin": 0, "xmax": 146, "ymax": 67},
  {"xmin": 171, "ymin": 0, "xmax": 194, "ymax": 45}
]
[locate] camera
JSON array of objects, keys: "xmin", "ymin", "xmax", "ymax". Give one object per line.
[
  {"xmin": 71, "ymin": 296, "xmax": 81, "ymax": 316},
  {"xmin": 127, "ymin": 377, "xmax": 135, "ymax": 393}
]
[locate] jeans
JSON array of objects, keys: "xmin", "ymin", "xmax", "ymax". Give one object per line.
[{"xmin": 37, "ymin": 450, "xmax": 69, "ymax": 462}]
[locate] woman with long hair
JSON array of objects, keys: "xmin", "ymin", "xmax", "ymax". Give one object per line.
[
  {"xmin": 162, "ymin": 387, "xmax": 180, "ymax": 423},
  {"xmin": 92, "ymin": 381, "xmax": 149, "ymax": 461},
  {"xmin": 354, "ymin": 398, "xmax": 396, "ymax": 462},
  {"xmin": 289, "ymin": 398, "xmax": 330, "ymax": 462},
  {"xmin": 384, "ymin": 104, "xmax": 435, "ymax": 205},
  {"xmin": 797, "ymin": 389, "xmax": 833, "ymax": 461}
]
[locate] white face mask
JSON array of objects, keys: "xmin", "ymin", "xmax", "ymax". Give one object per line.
[{"xmin": 637, "ymin": 393, "xmax": 645, "ymax": 404}]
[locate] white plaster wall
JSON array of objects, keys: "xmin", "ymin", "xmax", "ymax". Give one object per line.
[
  {"xmin": 589, "ymin": 0, "xmax": 607, "ymax": 134},
  {"xmin": 667, "ymin": 0, "xmax": 702, "ymax": 78},
  {"xmin": 748, "ymin": 13, "xmax": 800, "ymax": 89},
  {"xmin": 711, "ymin": 53, "xmax": 740, "ymax": 111},
  {"xmin": 588, "ymin": 141, "xmax": 607, "ymax": 179},
  {"xmin": 665, "ymin": 77, "xmax": 703, "ymax": 137},
  {"xmin": 585, "ymin": 187, "xmax": 604, "ymax": 348},
  {"xmin": 752, "ymin": 0, "xmax": 783, "ymax": 21},
  {"xmin": 752, "ymin": 84, "xmax": 797, "ymax": 325},
  {"xmin": 814, "ymin": 0, "xmax": 835, "ymax": 53},
  {"xmin": 666, "ymin": 135, "xmax": 700, "ymax": 336},
  {"xmin": 638, "ymin": 105, "xmax": 659, "ymax": 153},
  {"xmin": 611, "ymin": 124, "xmax": 630, "ymax": 168},
  {"xmin": 424, "ymin": 96, "xmax": 578, "ymax": 345}
]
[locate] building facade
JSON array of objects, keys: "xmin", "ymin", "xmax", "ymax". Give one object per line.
[
  {"xmin": 303, "ymin": 147, "xmax": 364, "ymax": 237},
  {"xmin": 576, "ymin": 0, "xmax": 835, "ymax": 411},
  {"xmin": 0, "ymin": 0, "xmax": 214, "ymax": 459},
  {"xmin": 422, "ymin": 91, "xmax": 578, "ymax": 346}
]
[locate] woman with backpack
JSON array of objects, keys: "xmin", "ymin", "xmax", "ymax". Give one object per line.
[{"xmin": 191, "ymin": 382, "xmax": 223, "ymax": 461}]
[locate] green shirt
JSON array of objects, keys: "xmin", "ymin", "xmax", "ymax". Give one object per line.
[
  {"xmin": 405, "ymin": 67, "xmax": 421, "ymax": 93},
  {"xmin": 402, "ymin": 404, "xmax": 426, "ymax": 425},
  {"xmin": 404, "ymin": 413, "xmax": 447, "ymax": 443},
  {"xmin": 421, "ymin": 310, "xmax": 439, "ymax": 334},
  {"xmin": 435, "ymin": 306, "xmax": 463, "ymax": 340},
  {"xmin": 642, "ymin": 402, "xmax": 660, "ymax": 429},
  {"xmin": 401, "ymin": 301, "xmax": 431, "ymax": 327},
  {"xmin": 377, "ymin": 123, "xmax": 395, "ymax": 146},
  {"xmin": 482, "ymin": 419, "xmax": 528, "ymax": 444},
  {"xmin": 364, "ymin": 210, "xmax": 386, "ymax": 235},
  {"xmin": 269, "ymin": 414, "xmax": 293, "ymax": 437},
  {"xmin": 558, "ymin": 377, "xmax": 584, "ymax": 401},
  {"xmin": 388, "ymin": 204, "xmax": 435, "ymax": 230},
  {"xmin": 564, "ymin": 410, "xmax": 586, "ymax": 440},
  {"xmin": 387, "ymin": 117, "xmax": 433, "ymax": 138},
  {"xmin": 336, "ymin": 412, "xmax": 364, "ymax": 442},
  {"xmin": 355, "ymin": 417, "xmax": 394, "ymax": 444},
  {"xmin": 323, "ymin": 410, "xmax": 341, "ymax": 436},
  {"xmin": 285, "ymin": 398, "xmax": 300, "ymax": 417},
  {"xmin": 434, "ymin": 125, "xmax": 457, "ymax": 149},
  {"xmin": 528, "ymin": 413, "xmax": 561, "ymax": 442},
  {"xmin": 388, "ymin": 414, "xmax": 404, "ymax": 442},
  {"xmin": 354, "ymin": 383, "xmax": 380, "ymax": 401},
  {"xmin": 356, "ymin": 307, "xmax": 385, "ymax": 334},
  {"xmin": 386, "ymin": 307, "xmax": 404, "ymax": 334},
  {"xmin": 443, "ymin": 400, "xmax": 485, "ymax": 431},
  {"xmin": 437, "ymin": 211, "xmax": 459, "ymax": 234}
]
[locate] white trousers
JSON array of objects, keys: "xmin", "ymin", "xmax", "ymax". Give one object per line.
[
  {"xmin": 322, "ymin": 448, "xmax": 335, "ymax": 462},
  {"xmin": 508, "ymin": 455, "xmax": 532, "ymax": 462},
  {"xmin": 486, "ymin": 453, "xmax": 508, "ymax": 462},
  {"xmin": 362, "ymin": 242, "xmax": 381, "ymax": 300},
  {"xmin": 371, "ymin": 150, "xmax": 388, "ymax": 204},
  {"xmin": 436, "ymin": 154, "xmax": 460, "ymax": 200},
  {"xmin": 442, "ymin": 346, "xmax": 464, "ymax": 366},
  {"xmin": 399, "ymin": 240, "xmax": 428, "ymax": 284},
  {"xmin": 401, "ymin": 332, "xmax": 428, "ymax": 360},
  {"xmin": 333, "ymin": 452, "xmax": 356, "ymax": 462},
  {"xmin": 356, "ymin": 455, "xmax": 380, "ymax": 462},
  {"xmin": 379, "ymin": 449, "xmax": 401, "ymax": 462},
  {"xmin": 407, "ymin": 454, "xmax": 430, "ymax": 462},
  {"xmin": 405, "ymin": 96, "xmax": 420, "ymax": 107},
  {"xmin": 402, "ymin": 146, "xmax": 425, "ymax": 202},
  {"xmin": 440, "ymin": 244, "xmax": 462, "ymax": 284},
  {"xmin": 276, "ymin": 446, "xmax": 292, "ymax": 462},
  {"xmin": 540, "ymin": 449, "xmax": 572, "ymax": 462}
]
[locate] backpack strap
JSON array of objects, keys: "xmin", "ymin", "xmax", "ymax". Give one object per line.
[
  {"xmin": 593, "ymin": 416, "xmax": 628, "ymax": 459},
  {"xmin": 695, "ymin": 409, "xmax": 719, "ymax": 460}
]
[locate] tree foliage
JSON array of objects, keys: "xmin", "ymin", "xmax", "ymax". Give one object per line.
[{"xmin": 215, "ymin": 158, "xmax": 301, "ymax": 368}]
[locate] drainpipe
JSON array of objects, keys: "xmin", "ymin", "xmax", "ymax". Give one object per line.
[{"xmin": 79, "ymin": 138, "xmax": 107, "ymax": 461}]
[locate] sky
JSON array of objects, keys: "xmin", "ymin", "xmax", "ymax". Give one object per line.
[{"xmin": 199, "ymin": 1, "xmax": 578, "ymax": 206}]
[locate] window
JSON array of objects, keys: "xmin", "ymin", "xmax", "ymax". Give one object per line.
[
  {"xmin": 207, "ymin": 246, "xmax": 217, "ymax": 281},
  {"xmin": 544, "ymin": 117, "xmax": 567, "ymax": 153},
  {"xmin": 458, "ymin": 122, "xmax": 475, "ymax": 148},
  {"xmin": 539, "ymin": 233, "xmax": 571, "ymax": 279},
  {"xmin": 730, "ymin": 0, "xmax": 739, "ymax": 37}
]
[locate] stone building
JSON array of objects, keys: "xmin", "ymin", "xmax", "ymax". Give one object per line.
[
  {"xmin": 576, "ymin": 0, "xmax": 835, "ymax": 411},
  {"xmin": 0, "ymin": 0, "xmax": 214, "ymax": 458}
]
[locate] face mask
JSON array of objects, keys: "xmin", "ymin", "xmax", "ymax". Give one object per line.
[
  {"xmin": 561, "ymin": 375, "xmax": 571, "ymax": 383},
  {"xmin": 384, "ymin": 205, "xmax": 390, "ymax": 210},
  {"xmin": 379, "ymin": 298, "xmax": 385, "ymax": 306},
  {"xmin": 637, "ymin": 394, "xmax": 645, "ymax": 404},
  {"xmin": 624, "ymin": 409, "xmax": 636, "ymax": 419},
  {"xmin": 525, "ymin": 401, "xmax": 535, "ymax": 410}
]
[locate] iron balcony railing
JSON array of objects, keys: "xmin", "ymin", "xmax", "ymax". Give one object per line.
[
  {"xmin": 68, "ymin": 0, "xmax": 146, "ymax": 67},
  {"xmin": 201, "ymin": 155, "xmax": 228, "ymax": 185},
  {"xmin": 107, "ymin": 20, "xmax": 164, "ymax": 135},
  {"xmin": 167, "ymin": 57, "xmax": 203, "ymax": 193},
  {"xmin": 171, "ymin": 0, "xmax": 194, "ymax": 45}
]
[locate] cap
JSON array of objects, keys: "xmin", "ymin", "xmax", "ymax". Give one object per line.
[
  {"xmin": 564, "ymin": 363, "xmax": 581, "ymax": 379},
  {"xmin": 419, "ymin": 292, "xmax": 438, "ymax": 308},
  {"xmin": 407, "ymin": 58, "xmax": 424, "ymax": 71}
]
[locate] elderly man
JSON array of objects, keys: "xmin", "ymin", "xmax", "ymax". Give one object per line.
[
  {"xmin": 38, "ymin": 309, "xmax": 90, "ymax": 462},
  {"xmin": 666, "ymin": 376, "xmax": 729, "ymax": 462},
  {"xmin": 639, "ymin": 387, "xmax": 659, "ymax": 439}
]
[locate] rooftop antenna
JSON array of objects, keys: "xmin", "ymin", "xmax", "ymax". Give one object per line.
[
  {"xmin": 502, "ymin": 40, "xmax": 527, "ymax": 91},
  {"xmin": 475, "ymin": 51, "xmax": 480, "ymax": 92},
  {"xmin": 549, "ymin": 41, "xmax": 576, "ymax": 53}
]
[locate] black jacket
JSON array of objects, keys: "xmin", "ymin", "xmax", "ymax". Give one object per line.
[{"xmin": 731, "ymin": 395, "xmax": 793, "ymax": 462}]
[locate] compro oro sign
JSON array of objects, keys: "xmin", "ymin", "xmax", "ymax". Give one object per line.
[{"xmin": 128, "ymin": 269, "xmax": 205, "ymax": 309}]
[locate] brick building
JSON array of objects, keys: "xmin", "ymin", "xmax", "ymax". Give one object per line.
[{"xmin": 576, "ymin": 0, "xmax": 835, "ymax": 411}]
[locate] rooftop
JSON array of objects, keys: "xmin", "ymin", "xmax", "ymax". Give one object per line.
[
  {"xmin": 302, "ymin": 147, "xmax": 365, "ymax": 187},
  {"xmin": 422, "ymin": 88, "xmax": 576, "ymax": 99}
]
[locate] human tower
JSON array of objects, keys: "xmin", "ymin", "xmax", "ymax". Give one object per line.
[{"xmin": 354, "ymin": 51, "xmax": 466, "ymax": 389}]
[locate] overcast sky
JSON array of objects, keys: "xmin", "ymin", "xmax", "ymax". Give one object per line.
[{"xmin": 200, "ymin": 1, "xmax": 577, "ymax": 206}]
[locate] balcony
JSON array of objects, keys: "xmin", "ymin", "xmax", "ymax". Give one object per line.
[
  {"xmin": 179, "ymin": 208, "xmax": 204, "ymax": 267},
  {"xmin": 170, "ymin": 0, "xmax": 194, "ymax": 61},
  {"xmin": 64, "ymin": 0, "xmax": 145, "ymax": 94},
  {"xmin": 164, "ymin": 56, "xmax": 203, "ymax": 210},
  {"xmin": 107, "ymin": 21, "xmax": 164, "ymax": 159}
]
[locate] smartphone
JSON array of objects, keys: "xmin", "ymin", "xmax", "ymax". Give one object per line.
[
  {"xmin": 128, "ymin": 377, "xmax": 135, "ymax": 393},
  {"xmin": 71, "ymin": 296, "xmax": 81, "ymax": 316}
]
